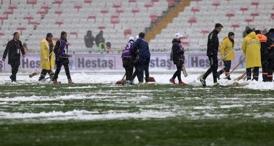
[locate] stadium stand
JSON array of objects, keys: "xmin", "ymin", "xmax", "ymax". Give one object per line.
[
  {"xmin": 0, "ymin": 0, "xmax": 273, "ymax": 53},
  {"xmin": 0, "ymin": 0, "xmax": 171, "ymax": 53},
  {"xmin": 149, "ymin": 0, "xmax": 274, "ymax": 51}
]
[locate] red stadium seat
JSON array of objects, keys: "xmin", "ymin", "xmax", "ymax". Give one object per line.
[
  {"xmin": 150, "ymin": 14, "xmax": 158, "ymax": 23},
  {"xmin": 55, "ymin": 10, "xmax": 62, "ymax": 16},
  {"xmin": 188, "ymin": 17, "xmax": 197, "ymax": 26},
  {"xmin": 144, "ymin": 2, "xmax": 153, "ymax": 11},
  {"xmin": 98, "ymin": 26, "xmax": 106, "ymax": 30},
  {"xmin": 55, "ymin": 20, "xmax": 64, "ymax": 27},
  {"xmin": 225, "ymin": 12, "xmax": 235, "ymax": 20},
  {"xmin": 74, "ymin": 4, "xmax": 82, "ymax": 12},
  {"xmin": 27, "ymin": 0, "xmax": 37, "ymax": 7},
  {"xmin": 231, "ymin": 24, "xmax": 240, "ymax": 31},
  {"xmin": 167, "ymin": 0, "xmax": 175, "ymax": 7},
  {"xmin": 111, "ymin": 15, "xmax": 120, "ymax": 28},
  {"xmin": 201, "ymin": 30, "xmax": 209, "ymax": 37},
  {"xmin": 84, "ymin": 0, "xmax": 92, "ymax": 5},
  {"xmin": 251, "ymin": 1, "xmax": 259, "ymax": 9},
  {"xmin": 29, "ymin": 21, "xmax": 40, "ymax": 30},
  {"xmin": 132, "ymin": 7, "xmax": 140, "ymax": 16},
  {"xmin": 70, "ymin": 32, "xmax": 78, "ymax": 38},
  {"xmin": 0, "ymin": 15, "xmax": 8, "ymax": 24},
  {"xmin": 87, "ymin": 15, "xmax": 96, "ymax": 22},
  {"xmin": 212, "ymin": 0, "xmax": 220, "ymax": 10},
  {"xmin": 245, "ymin": 18, "xmax": 253, "ymax": 25},
  {"xmin": 53, "ymin": 0, "xmax": 63, "ymax": 7},
  {"xmin": 191, "ymin": 7, "xmax": 200, "ymax": 14},
  {"xmin": 0, "ymin": 32, "xmax": 4, "ymax": 38},
  {"xmin": 17, "ymin": 27, "xmax": 26, "ymax": 34},
  {"xmin": 113, "ymin": 2, "xmax": 122, "ymax": 9},
  {"xmin": 251, "ymin": 12, "xmax": 259, "ymax": 20},
  {"xmin": 8, "ymin": 4, "xmax": 17, "ymax": 10},
  {"xmin": 24, "ymin": 15, "xmax": 34, "ymax": 23},
  {"xmin": 115, "ymin": 8, "xmax": 124, "ymax": 15},
  {"xmin": 240, "ymin": 7, "xmax": 248, "ymax": 14}
]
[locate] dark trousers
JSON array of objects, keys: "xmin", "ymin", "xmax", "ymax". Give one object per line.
[
  {"xmin": 10, "ymin": 62, "xmax": 19, "ymax": 82},
  {"xmin": 53, "ymin": 58, "xmax": 71, "ymax": 81},
  {"xmin": 203, "ymin": 56, "xmax": 218, "ymax": 83},
  {"xmin": 172, "ymin": 63, "xmax": 182, "ymax": 82},
  {"xmin": 261, "ymin": 61, "xmax": 269, "ymax": 82},
  {"xmin": 136, "ymin": 60, "xmax": 150, "ymax": 83},
  {"xmin": 246, "ymin": 67, "xmax": 259, "ymax": 81},
  {"xmin": 218, "ymin": 60, "xmax": 231, "ymax": 77},
  {"xmin": 123, "ymin": 58, "xmax": 134, "ymax": 81},
  {"xmin": 39, "ymin": 69, "xmax": 54, "ymax": 81}
]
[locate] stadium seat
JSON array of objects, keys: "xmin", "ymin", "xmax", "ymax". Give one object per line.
[{"xmin": 150, "ymin": 0, "xmax": 273, "ymax": 51}]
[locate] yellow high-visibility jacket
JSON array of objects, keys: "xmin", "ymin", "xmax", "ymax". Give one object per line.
[
  {"xmin": 40, "ymin": 39, "xmax": 55, "ymax": 70},
  {"xmin": 242, "ymin": 32, "xmax": 261, "ymax": 68},
  {"xmin": 219, "ymin": 37, "xmax": 235, "ymax": 61}
]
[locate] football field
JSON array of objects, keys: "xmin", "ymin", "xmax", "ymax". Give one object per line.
[{"xmin": 0, "ymin": 82, "xmax": 274, "ymax": 146}]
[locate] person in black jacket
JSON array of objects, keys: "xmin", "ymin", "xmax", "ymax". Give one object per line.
[
  {"xmin": 170, "ymin": 37, "xmax": 185, "ymax": 85},
  {"xmin": 266, "ymin": 28, "xmax": 274, "ymax": 81},
  {"xmin": 133, "ymin": 32, "xmax": 151, "ymax": 83},
  {"xmin": 2, "ymin": 32, "xmax": 26, "ymax": 82},
  {"xmin": 52, "ymin": 31, "xmax": 73, "ymax": 84},
  {"xmin": 200, "ymin": 23, "xmax": 223, "ymax": 87},
  {"xmin": 255, "ymin": 30, "xmax": 269, "ymax": 81}
]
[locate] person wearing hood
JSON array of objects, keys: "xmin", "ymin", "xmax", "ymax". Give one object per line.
[
  {"xmin": 256, "ymin": 30, "xmax": 269, "ymax": 81},
  {"xmin": 217, "ymin": 32, "xmax": 235, "ymax": 80},
  {"xmin": 95, "ymin": 30, "xmax": 105, "ymax": 47},
  {"xmin": 121, "ymin": 37, "xmax": 135, "ymax": 84},
  {"xmin": 200, "ymin": 23, "xmax": 223, "ymax": 87},
  {"xmin": 52, "ymin": 31, "xmax": 73, "ymax": 84},
  {"xmin": 170, "ymin": 34, "xmax": 185, "ymax": 85},
  {"xmin": 84, "ymin": 30, "xmax": 95, "ymax": 48},
  {"xmin": 38, "ymin": 33, "xmax": 55, "ymax": 81},
  {"xmin": 242, "ymin": 29, "xmax": 261, "ymax": 81}
]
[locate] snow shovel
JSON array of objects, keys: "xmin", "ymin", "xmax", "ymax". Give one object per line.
[
  {"xmin": 146, "ymin": 76, "xmax": 156, "ymax": 83},
  {"xmin": 116, "ymin": 74, "xmax": 126, "ymax": 85},
  {"xmin": 29, "ymin": 71, "xmax": 39, "ymax": 78},
  {"xmin": 234, "ymin": 72, "xmax": 247, "ymax": 81}
]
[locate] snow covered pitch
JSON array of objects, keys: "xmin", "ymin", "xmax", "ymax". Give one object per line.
[{"xmin": 0, "ymin": 72, "xmax": 274, "ymax": 145}]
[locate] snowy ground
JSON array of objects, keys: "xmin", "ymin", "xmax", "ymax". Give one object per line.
[
  {"xmin": 0, "ymin": 70, "xmax": 274, "ymax": 123},
  {"xmin": 0, "ymin": 69, "xmax": 273, "ymax": 90}
]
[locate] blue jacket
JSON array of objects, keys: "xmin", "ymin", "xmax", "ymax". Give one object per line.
[{"xmin": 133, "ymin": 38, "xmax": 150, "ymax": 62}]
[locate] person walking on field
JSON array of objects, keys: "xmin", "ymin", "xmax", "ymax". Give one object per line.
[
  {"xmin": 2, "ymin": 32, "xmax": 26, "ymax": 82},
  {"xmin": 52, "ymin": 31, "xmax": 73, "ymax": 84},
  {"xmin": 200, "ymin": 23, "xmax": 223, "ymax": 87},
  {"xmin": 217, "ymin": 32, "xmax": 235, "ymax": 80},
  {"xmin": 242, "ymin": 29, "xmax": 261, "ymax": 81},
  {"xmin": 38, "ymin": 33, "xmax": 55, "ymax": 81},
  {"xmin": 170, "ymin": 34, "xmax": 186, "ymax": 85}
]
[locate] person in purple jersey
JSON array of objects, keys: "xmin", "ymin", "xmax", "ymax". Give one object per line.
[{"xmin": 52, "ymin": 31, "xmax": 73, "ymax": 84}]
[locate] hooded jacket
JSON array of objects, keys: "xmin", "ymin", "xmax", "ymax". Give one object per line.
[
  {"xmin": 242, "ymin": 32, "xmax": 261, "ymax": 68},
  {"xmin": 40, "ymin": 39, "xmax": 55, "ymax": 70},
  {"xmin": 172, "ymin": 38, "xmax": 184, "ymax": 65},
  {"xmin": 219, "ymin": 37, "xmax": 235, "ymax": 61}
]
